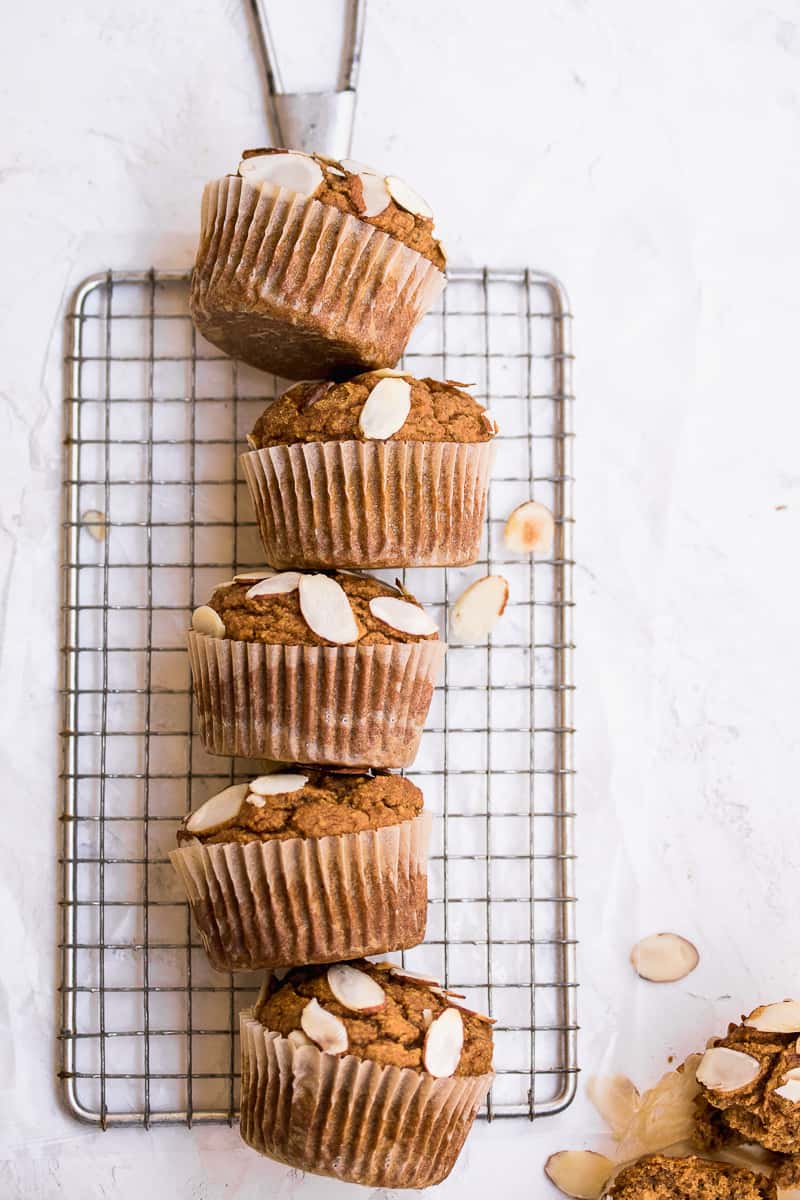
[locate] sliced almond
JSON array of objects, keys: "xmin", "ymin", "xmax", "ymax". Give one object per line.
[
  {"xmin": 421, "ymin": 1008, "xmax": 433, "ymax": 1029},
  {"xmin": 234, "ymin": 571, "xmax": 275, "ymax": 583},
  {"xmin": 298, "ymin": 574, "xmax": 359, "ymax": 644},
  {"xmin": 82, "ymin": 508, "xmax": 107, "ymax": 541},
  {"xmin": 358, "ymin": 172, "xmax": 391, "ymax": 217},
  {"xmin": 358, "ymin": 377, "xmax": 412, "ymax": 440},
  {"xmin": 503, "ymin": 500, "xmax": 555, "ymax": 555},
  {"xmin": 246, "ymin": 572, "xmax": 302, "ymax": 599},
  {"xmin": 327, "ymin": 964, "xmax": 386, "ymax": 1013},
  {"xmin": 745, "ymin": 1000, "xmax": 800, "ymax": 1033},
  {"xmin": 245, "ymin": 433, "xmax": 258, "ymax": 450},
  {"xmin": 423, "ymin": 1007, "xmax": 463, "ymax": 1078},
  {"xmin": 238, "ymin": 151, "xmax": 323, "ymax": 197},
  {"xmin": 775, "ymin": 1067, "xmax": 800, "ymax": 1103},
  {"xmin": 450, "ymin": 575, "xmax": 509, "ymax": 642},
  {"xmin": 340, "ymin": 158, "xmax": 378, "ymax": 175},
  {"xmin": 586, "ymin": 1075, "xmax": 640, "ymax": 1139},
  {"xmin": 287, "ymin": 1029, "xmax": 314, "ymax": 1050},
  {"xmin": 389, "ymin": 967, "xmax": 441, "ymax": 988},
  {"xmin": 544, "ymin": 1150, "xmax": 614, "ymax": 1200},
  {"xmin": 630, "ymin": 933, "xmax": 699, "ymax": 983},
  {"xmin": 447, "ymin": 999, "xmax": 496, "ymax": 1023},
  {"xmin": 300, "ymin": 998, "xmax": 348, "ymax": 1054},
  {"xmin": 369, "ymin": 596, "xmax": 438, "ymax": 637},
  {"xmin": 481, "ymin": 409, "xmax": 499, "ymax": 435},
  {"xmin": 357, "ymin": 368, "xmax": 410, "ymax": 380},
  {"xmin": 185, "ymin": 783, "xmax": 249, "ymax": 834},
  {"xmin": 386, "ymin": 175, "xmax": 434, "ymax": 219},
  {"xmin": 191, "ymin": 605, "xmax": 226, "ymax": 638},
  {"xmin": 249, "ymin": 772, "xmax": 308, "ymax": 797},
  {"xmin": 696, "ymin": 1046, "xmax": 761, "ymax": 1093}
]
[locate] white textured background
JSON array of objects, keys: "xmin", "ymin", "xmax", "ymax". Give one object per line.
[{"xmin": 2, "ymin": 0, "xmax": 800, "ymax": 1196}]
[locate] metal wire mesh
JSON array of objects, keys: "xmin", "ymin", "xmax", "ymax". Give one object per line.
[{"xmin": 60, "ymin": 267, "xmax": 577, "ymax": 1127}]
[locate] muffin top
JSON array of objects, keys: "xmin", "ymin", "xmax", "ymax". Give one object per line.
[
  {"xmin": 606, "ymin": 1154, "xmax": 776, "ymax": 1200},
  {"xmin": 255, "ymin": 959, "xmax": 494, "ymax": 1078},
  {"xmin": 694, "ymin": 1004, "xmax": 800, "ymax": 1157},
  {"xmin": 177, "ymin": 770, "xmax": 423, "ymax": 845},
  {"xmin": 247, "ymin": 372, "xmax": 498, "ymax": 449},
  {"xmin": 190, "ymin": 570, "xmax": 440, "ymax": 647},
  {"xmin": 236, "ymin": 149, "xmax": 445, "ymax": 270}
]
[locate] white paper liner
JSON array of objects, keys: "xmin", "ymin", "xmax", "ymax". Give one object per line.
[
  {"xmin": 241, "ymin": 440, "xmax": 495, "ymax": 569},
  {"xmin": 239, "ymin": 1011, "xmax": 493, "ymax": 1188},
  {"xmin": 190, "ymin": 176, "xmax": 445, "ymax": 379},
  {"xmin": 187, "ymin": 632, "xmax": 446, "ymax": 767},
  {"xmin": 168, "ymin": 811, "xmax": 431, "ymax": 971}
]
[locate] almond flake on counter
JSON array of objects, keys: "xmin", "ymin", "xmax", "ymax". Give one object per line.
[
  {"xmin": 369, "ymin": 596, "xmax": 438, "ymax": 636},
  {"xmin": 298, "ymin": 574, "xmax": 360, "ymax": 644},
  {"xmin": 327, "ymin": 964, "xmax": 386, "ymax": 1013},
  {"xmin": 630, "ymin": 932, "xmax": 699, "ymax": 983},
  {"xmin": 82, "ymin": 509, "xmax": 107, "ymax": 541},
  {"xmin": 186, "ymin": 783, "xmax": 249, "ymax": 834},
  {"xmin": 358, "ymin": 377, "xmax": 412, "ymax": 439},
  {"xmin": 544, "ymin": 1150, "xmax": 614, "ymax": 1200},
  {"xmin": 191, "ymin": 605, "xmax": 226, "ymax": 638},
  {"xmin": 450, "ymin": 575, "xmax": 509, "ymax": 643},
  {"xmin": 300, "ymin": 998, "xmax": 348, "ymax": 1054},
  {"xmin": 503, "ymin": 499, "xmax": 555, "ymax": 555}
]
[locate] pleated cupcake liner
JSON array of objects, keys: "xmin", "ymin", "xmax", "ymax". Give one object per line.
[
  {"xmin": 190, "ymin": 175, "xmax": 445, "ymax": 379},
  {"xmin": 241, "ymin": 439, "xmax": 495, "ymax": 569},
  {"xmin": 187, "ymin": 633, "xmax": 446, "ymax": 767},
  {"xmin": 239, "ymin": 1012, "xmax": 493, "ymax": 1189},
  {"xmin": 168, "ymin": 811, "xmax": 431, "ymax": 972}
]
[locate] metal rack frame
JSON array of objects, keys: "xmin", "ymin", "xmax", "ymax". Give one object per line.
[{"xmin": 60, "ymin": 266, "xmax": 577, "ymax": 1127}]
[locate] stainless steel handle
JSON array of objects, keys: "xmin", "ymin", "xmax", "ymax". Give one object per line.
[{"xmin": 247, "ymin": 0, "xmax": 366, "ymax": 158}]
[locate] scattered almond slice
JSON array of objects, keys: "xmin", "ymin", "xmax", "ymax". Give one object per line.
[
  {"xmin": 423, "ymin": 1007, "xmax": 463, "ymax": 1078},
  {"xmin": 246, "ymin": 572, "xmax": 302, "ymax": 599},
  {"xmin": 630, "ymin": 933, "xmax": 699, "ymax": 983},
  {"xmin": 234, "ymin": 571, "xmax": 275, "ymax": 583},
  {"xmin": 82, "ymin": 509, "xmax": 107, "ymax": 541},
  {"xmin": 358, "ymin": 377, "xmax": 412, "ymax": 439},
  {"xmin": 389, "ymin": 967, "xmax": 441, "ymax": 987},
  {"xmin": 287, "ymin": 1029, "xmax": 314, "ymax": 1050},
  {"xmin": 696, "ymin": 1046, "xmax": 761, "ymax": 1093},
  {"xmin": 544, "ymin": 1151, "xmax": 614, "ymax": 1200},
  {"xmin": 239, "ymin": 150, "xmax": 323, "ymax": 197},
  {"xmin": 327, "ymin": 965, "xmax": 386, "ymax": 1013},
  {"xmin": 504, "ymin": 500, "xmax": 555, "ymax": 555},
  {"xmin": 358, "ymin": 172, "xmax": 391, "ymax": 217},
  {"xmin": 300, "ymin": 998, "xmax": 348, "ymax": 1054},
  {"xmin": 369, "ymin": 596, "xmax": 438, "ymax": 637},
  {"xmin": 386, "ymin": 175, "xmax": 434, "ymax": 219},
  {"xmin": 249, "ymin": 772, "xmax": 308, "ymax": 797},
  {"xmin": 298, "ymin": 574, "xmax": 359, "ymax": 644},
  {"xmin": 745, "ymin": 1000, "xmax": 800, "ymax": 1033},
  {"xmin": 191, "ymin": 605, "xmax": 226, "ymax": 638},
  {"xmin": 775, "ymin": 1067, "xmax": 800, "ymax": 1103},
  {"xmin": 186, "ymin": 783, "xmax": 249, "ymax": 834},
  {"xmin": 450, "ymin": 575, "xmax": 509, "ymax": 642},
  {"xmin": 586, "ymin": 1075, "xmax": 641, "ymax": 1139}
]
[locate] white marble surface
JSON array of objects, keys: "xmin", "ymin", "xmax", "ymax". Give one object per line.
[{"xmin": 3, "ymin": 0, "xmax": 800, "ymax": 1195}]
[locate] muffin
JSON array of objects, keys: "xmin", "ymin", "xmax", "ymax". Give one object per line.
[
  {"xmin": 693, "ymin": 1001, "xmax": 800, "ymax": 1189},
  {"xmin": 606, "ymin": 1154, "xmax": 776, "ymax": 1199},
  {"xmin": 169, "ymin": 770, "xmax": 431, "ymax": 971},
  {"xmin": 190, "ymin": 149, "xmax": 446, "ymax": 380},
  {"xmin": 188, "ymin": 570, "xmax": 445, "ymax": 766},
  {"xmin": 239, "ymin": 959, "xmax": 494, "ymax": 1188},
  {"xmin": 242, "ymin": 372, "xmax": 497, "ymax": 569}
]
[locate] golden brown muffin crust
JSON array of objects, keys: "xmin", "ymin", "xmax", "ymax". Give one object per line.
[
  {"xmin": 208, "ymin": 572, "xmax": 438, "ymax": 646},
  {"xmin": 257, "ymin": 959, "xmax": 493, "ymax": 1076},
  {"xmin": 694, "ymin": 1021, "xmax": 800, "ymax": 1159},
  {"xmin": 248, "ymin": 373, "xmax": 495, "ymax": 448},
  {"xmin": 179, "ymin": 771, "xmax": 423, "ymax": 845},
  {"xmin": 607, "ymin": 1153, "xmax": 776, "ymax": 1199},
  {"xmin": 240, "ymin": 149, "xmax": 445, "ymax": 270}
]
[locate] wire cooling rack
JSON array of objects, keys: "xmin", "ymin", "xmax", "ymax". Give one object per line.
[{"xmin": 60, "ymin": 267, "xmax": 576, "ymax": 1127}]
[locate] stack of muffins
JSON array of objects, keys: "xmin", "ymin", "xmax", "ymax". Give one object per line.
[{"xmin": 169, "ymin": 149, "xmax": 498, "ymax": 1188}]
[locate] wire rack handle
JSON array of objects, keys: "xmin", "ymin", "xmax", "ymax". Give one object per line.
[{"xmin": 248, "ymin": 0, "xmax": 366, "ymax": 158}]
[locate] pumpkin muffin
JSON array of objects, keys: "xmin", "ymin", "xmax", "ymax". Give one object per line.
[
  {"xmin": 190, "ymin": 149, "xmax": 445, "ymax": 380},
  {"xmin": 239, "ymin": 959, "xmax": 494, "ymax": 1188},
  {"xmin": 188, "ymin": 569, "xmax": 445, "ymax": 766},
  {"xmin": 606, "ymin": 1154, "xmax": 776, "ymax": 1199},
  {"xmin": 242, "ymin": 371, "xmax": 497, "ymax": 568},
  {"xmin": 693, "ymin": 1001, "xmax": 800, "ymax": 1190},
  {"xmin": 169, "ymin": 770, "xmax": 430, "ymax": 971}
]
